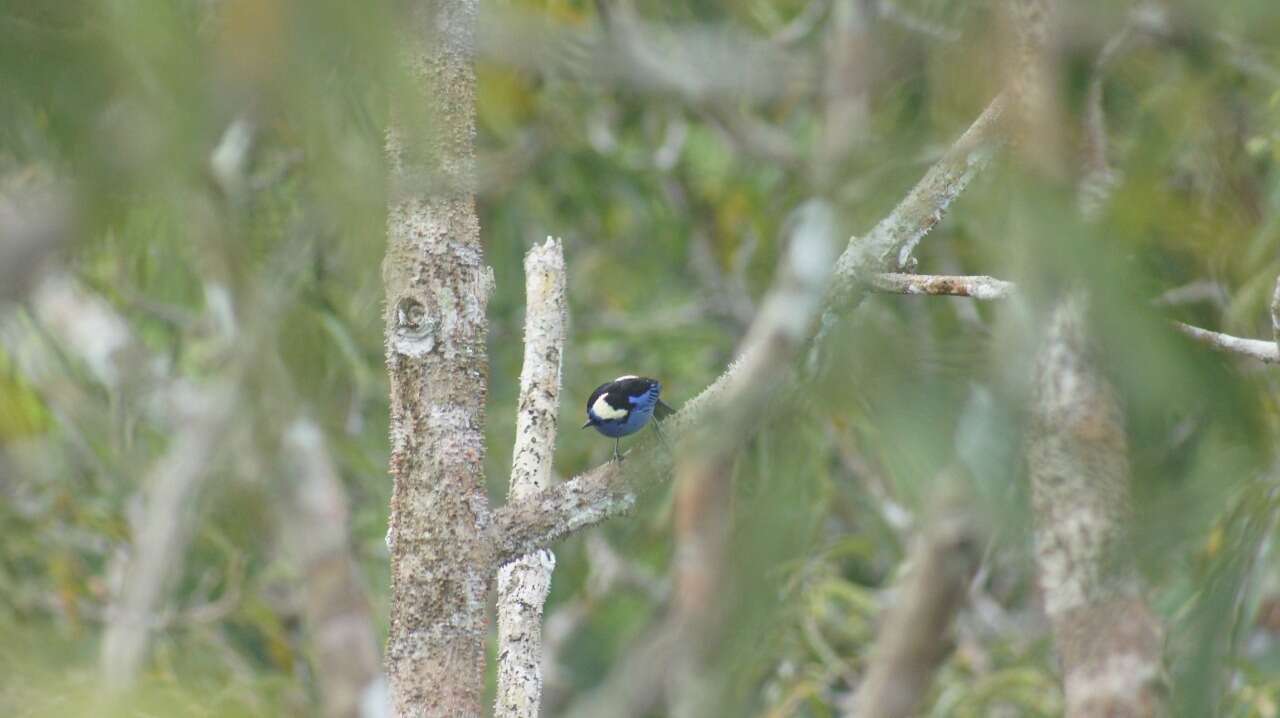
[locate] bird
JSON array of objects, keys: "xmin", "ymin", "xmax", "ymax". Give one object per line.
[{"xmin": 582, "ymin": 375, "xmax": 675, "ymax": 462}]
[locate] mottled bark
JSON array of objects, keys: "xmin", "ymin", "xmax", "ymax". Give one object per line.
[
  {"xmin": 383, "ymin": 1, "xmax": 494, "ymax": 715},
  {"xmin": 494, "ymin": 239, "xmax": 567, "ymax": 718},
  {"xmin": 282, "ymin": 421, "xmax": 382, "ymax": 718},
  {"xmin": 1028, "ymin": 296, "xmax": 1165, "ymax": 717}
]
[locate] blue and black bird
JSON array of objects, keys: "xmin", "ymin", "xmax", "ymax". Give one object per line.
[{"xmin": 582, "ymin": 375, "xmax": 675, "ymax": 462}]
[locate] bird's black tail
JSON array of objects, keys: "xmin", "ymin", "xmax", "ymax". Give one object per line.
[{"xmin": 654, "ymin": 399, "xmax": 676, "ymax": 420}]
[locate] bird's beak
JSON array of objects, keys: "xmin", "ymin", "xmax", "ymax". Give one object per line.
[{"xmin": 581, "ymin": 420, "xmax": 592, "ymax": 429}]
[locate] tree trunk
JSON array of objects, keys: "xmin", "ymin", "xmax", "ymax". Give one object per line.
[
  {"xmin": 1028, "ymin": 295, "xmax": 1165, "ymax": 717},
  {"xmin": 383, "ymin": 1, "xmax": 492, "ymax": 715}
]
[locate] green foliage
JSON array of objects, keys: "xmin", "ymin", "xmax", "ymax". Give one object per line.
[{"xmin": 3, "ymin": 0, "xmax": 1280, "ymax": 714}]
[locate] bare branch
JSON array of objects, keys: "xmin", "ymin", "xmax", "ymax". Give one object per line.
[
  {"xmin": 851, "ymin": 495, "xmax": 981, "ymax": 718},
  {"xmin": 495, "ymin": 238, "xmax": 568, "ymax": 718},
  {"xmin": 493, "ymin": 96, "xmax": 1006, "ymax": 563},
  {"xmin": 1028, "ymin": 295, "xmax": 1165, "ymax": 717},
  {"xmin": 1152, "ymin": 280, "xmax": 1229, "ymax": 309},
  {"xmin": 1174, "ymin": 322, "xmax": 1280, "ymax": 365},
  {"xmin": 830, "ymin": 94, "xmax": 1007, "ymax": 285},
  {"xmin": 868, "ymin": 272, "xmax": 1015, "ymax": 299},
  {"xmin": 1005, "ymin": 0, "xmax": 1066, "ymax": 177}
]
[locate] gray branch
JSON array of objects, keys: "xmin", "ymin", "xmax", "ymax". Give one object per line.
[
  {"xmin": 1174, "ymin": 322, "xmax": 1280, "ymax": 364},
  {"xmin": 494, "ymin": 238, "xmax": 568, "ymax": 718}
]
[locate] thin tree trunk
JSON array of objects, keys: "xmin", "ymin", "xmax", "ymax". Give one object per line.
[
  {"xmin": 494, "ymin": 239, "xmax": 568, "ymax": 718},
  {"xmin": 383, "ymin": 1, "xmax": 492, "ymax": 715}
]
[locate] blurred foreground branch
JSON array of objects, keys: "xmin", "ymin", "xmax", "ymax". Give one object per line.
[
  {"xmin": 101, "ymin": 384, "xmax": 237, "ymax": 691},
  {"xmin": 850, "ymin": 492, "xmax": 981, "ymax": 718},
  {"xmin": 564, "ymin": 201, "xmax": 837, "ymax": 718},
  {"xmin": 1027, "ymin": 295, "xmax": 1165, "ymax": 717},
  {"xmin": 495, "ymin": 238, "xmax": 567, "ymax": 718},
  {"xmin": 281, "ymin": 421, "xmax": 382, "ymax": 718}
]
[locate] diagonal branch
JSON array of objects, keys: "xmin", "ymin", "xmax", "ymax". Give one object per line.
[
  {"xmin": 494, "ymin": 238, "xmax": 568, "ymax": 718},
  {"xmin": 831, "ymin": 94, "xmax": 1006, "ymax": 284},
  {"xmin": 561, "ymin": 201, "xmax": 838, "ymax": 718},
  {"xmin": 1174, "ymin": 322, "xmax": 1280, "ymax": 364},
  {"xmin": 850, "ymin": 489, "xmax": 981, "ymax": 718},
  {"xmin": 490, "ymin": 93, "xmax": 1007, "ymax": 566}
]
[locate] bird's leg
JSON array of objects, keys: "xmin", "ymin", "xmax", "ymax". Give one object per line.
[{"xmin": 613, "ymin": 437, "xmax": 622, "ymax": 463}]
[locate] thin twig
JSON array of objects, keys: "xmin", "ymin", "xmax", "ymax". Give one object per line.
[{"xmin": 1174, "ymin": 322, "xmax": 1280, "ymax": 364}]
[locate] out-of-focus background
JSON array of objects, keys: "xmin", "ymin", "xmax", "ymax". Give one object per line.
[{"xmin": 2, "ymin": 0, "xmax": 1280, "ymax": 715}]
